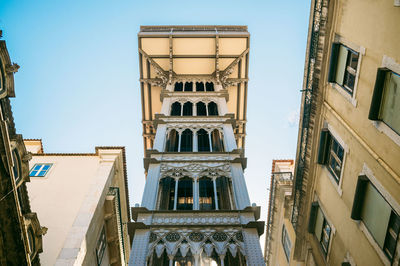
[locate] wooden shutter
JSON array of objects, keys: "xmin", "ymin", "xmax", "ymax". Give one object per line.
[
  {"xmin": 308, "ymin": 202, "xmax": 319, "ymax": 233},
  {"xmin": 328, "ymin": 43, "xmax": 340, "ymax": 82},
  {"xmin": 368, "ymin": 68, "xmax": 390, "ymax": 120},
  {"xmin": 317, "ymin": 129, "xmax": 331, "ymax": 164},
  {"xmin": 350, "ymin": 175, "xmax": 369, "ymax": 220}
]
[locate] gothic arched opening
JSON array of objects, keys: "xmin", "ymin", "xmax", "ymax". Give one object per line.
[
  {"xmin": 182, "ymin": 102, "xmax": 193, "ymax": 116},
  {"xmin": 205, "ymin": 82, "xmax": 214, "ymax": 91},
  {"xmin": 199, "ymin": 177, "xmax": 215, "ymax": 210},
  {"xmin": 211, "ymin": 129, "xmax": 224, "ymax": 152},
  {"xmin": 158, "ymin": 177, "xmax": 176, "ymax": 210},
  {"xmin": 196, "ymin": 102, "xmax": 207, "ymax": 116},
  {"xmin": 166, "ymin": 130, "xmax": 179, "ymax": 152},
  {"xmin": 216, "ymin": 176, "xmax": 233, "ymax": 210},
  {"xmin": 184, "ymin": 82, "xmax": 193, "ymax": 91},
  {"xmin": 208, "ymin": 102, "xmax": 218, "ymax": 116},
  {"xmin": 197, "ymin": 129, "xmax": 210, "ymax": 152},
  {"xmin": 177, "ymin": 177, "xmax": 193, "ymax": 210},
  {"xmin": 196, "ymin": 82, "xmax": 204, "ymax": 91},
  {"xmin": 171, "ymin": 102, "xmax": 182, "ymax": 116},
  {"xmin": 180, "ymin": 129, "xmax": 193, "ymax": 152},
  {"xmin": 174, "ymin": 82, "xmax": 183, "ymax": 91}
]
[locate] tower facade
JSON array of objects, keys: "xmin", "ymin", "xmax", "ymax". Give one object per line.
[{"xmin": 129, "ymin": 26, "xmax": 265, "ymax": 266}]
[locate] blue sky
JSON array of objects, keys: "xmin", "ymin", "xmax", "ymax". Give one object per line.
[{"xmin": 1, "ymin": 0, "xmax": 311, "ymax": 247}]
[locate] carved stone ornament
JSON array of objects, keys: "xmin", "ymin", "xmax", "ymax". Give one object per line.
[
  {"xmin": 160, "ymin": 163, "xmax": 231, "ymax": 180},
  {"xmin": 147, "ymin": 228, "xmax": 246, "ymax": 259},
  {"xmin": 5, "ymin": 63, "xmax": 20, "ymax": 74}
]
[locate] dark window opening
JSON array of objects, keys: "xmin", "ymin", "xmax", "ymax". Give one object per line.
[
  {"xmin": 166, "ymin": 130, "xmax": 179, "ymax": 152},
  {"xmin": 196, "ymin": 102, "xmax": 207, "ymax": 116},
  {"xmin": 196, "ymin": 82, "xmax": 205, "ymax": 91},
  {"xmin": 206, "ymin": 82, "xmax": 214, "ymax": 91},
  {"xmin": 182, "ymin": 102, "xmax": 193, "ymax": 116},
  {"xmin": 199, "ymin": 177, "xmax": 215, "ymax": 210},
  {"xmin": 177, "ymin": 177, "xmax": 193, "ymax": 210},
  {"xmin": 174, "ymin": 82, "xmax": 183, "ymax": 91},
  {"xmin": 216, "ymin": 176, "xmax": 232, "ymax": 210},
  {"xmin": 170, "ymin": 102, "xmax": 181, "ymax": 116},
  {"xmin": 184, "ymin": 82, "xmax": 193, "ymax": 91},
  {"xmin": 180, "ymin": 129, "xmax": 193, "ymax": 152},
  {"xmin": 211, "ymin": 129, "xmax": 224, "ymax": 152},
  {"xmin": 158, "ymin": 177, "xmax": 175, "ymax": 210},
  {"xmin": 208, "ymin": 102, "xmax": 218, "ymax": 116},
  {"xmin": 197, "ymin": 129, "xmax": 210, "ymax": 152}
]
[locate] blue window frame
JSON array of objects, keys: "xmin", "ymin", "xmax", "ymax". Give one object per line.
[{"xmin": 29, "ymin": 164, "xmax": 52, "ymax": 177}]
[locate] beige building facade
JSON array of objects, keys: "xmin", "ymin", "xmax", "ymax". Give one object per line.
[
  {"xmin": 287, "ymin": 0, "xmax": 400, "ymax": 265},
  {"xmin": 25, "ymin": 140, "xmax": 130, "ymax": 266}
]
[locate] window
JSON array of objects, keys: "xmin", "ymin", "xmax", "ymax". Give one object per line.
[
  {"xmin": 176, "ymin": 177, "xmax": 193, "ymax": 210},
  {"xmin": 351, "ymin": 176, "xmax": 400, "ymax": 262},
  {"xmin": 180, "ymin": 129, "xmax": 193, "ymax": 152},
  {"xmin": 29, "ymin": 164, "xmax": 52, "ymax": 177},
  {"xmin": 328, "ymin": 43, "xmax": 359, "ymax": 95},
  {"xmin": 174, "ymin": 82, "xmax": 183, "ymax": 91},
  {"xmin": 216, "ymin": 176, "xmax": 233, "ymax": 210},
  {"xmin": 317, "ymin": 129, "xmax": 344, "ymax": 183},
  {"xmin": 308, "ymin": 202, "xmax": 332, "ymax": 257},
  {"xmin": 207, "ymin": 102, "xmax": 218, "ymax": 116},
  {"xmin": 205, "ymin": 82, "xmax": 214, "ymax": 91},
  {"xmin": 369, "ymin": 68, "xmax": 400, "ymax": 135},
  {"xmin": 211, "ymin": 129, "xmax": 224, "ymax": 152},
  {"xmin": 182, "ymin": 102, "xmax": 193, "ymax": 116},
  {"xmin": 198, "ymin": 177, "xmax": 215, "ymax": 210},
  {"xmin": 170, "ymin": 102, "xmax": 181, "ymax": 116},
  {"xmin": 165, "ymin": 130, "xmax": 179, "ymax": 152},
  {"xmin": 158, "ymin": 177, "xmax": 175, "ymax": 210},
  {"xmin": 196, "ymin": 82, "xmax": 204, "ymax": 91},
  {"xmin": 197, "ymin": 129, "xmax": 210, "ymax": 152},
  {"xmin": 281, "ymin": 225, "xmax": 291, "ymax": 261},
  {"xmin": 196, "ymin": 102, "xmax": 207, "ymax": 116},
  {"xmin": 184, "ymin": 82, "xmax": 193, "ymax": 91},
  {"xmin": 96, "ymin": 226, "xmax": 107, "ymax": 266}
]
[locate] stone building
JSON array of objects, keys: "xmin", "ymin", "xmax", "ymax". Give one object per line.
[
  {"xmin": 288, "ymin": 0, "xmax": 400, "ymax": 265},
  {"xmin": 264, "ymin": 160, "xmax": 295, "ymax": 265},
  {"xmin": 0, "ymin": 32, "xmax": 45, "ymax": 265},
  {"xmin": 128, "ymin": 25, "xmax": 265, "ymax": 265},
  {"xmin": 25, "ymin": 140, "xmax": 130, "ymax": 265}
]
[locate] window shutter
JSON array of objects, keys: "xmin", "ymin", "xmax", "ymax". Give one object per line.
[
  {"xmin": 369, "ymin": 68, "xmax": 389, "ymax": 120},
  {"xmin": 317, "ymin": 129, "xmax": 331, "ymax": 164},
  {"xmin": 328, "ymin": 43, "xmax": 340, "ymax": 82},
  {"xmin": 308, "ymin": 202, "xmax": 319, "ymax": 233},
  {"xmin": 350, "ymin": 175, "xmax": 369, "ymax": 220}
]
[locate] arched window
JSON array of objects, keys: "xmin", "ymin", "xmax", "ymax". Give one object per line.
[
  {"xmin": 197, "ymin": 129, "xmax": 210, "ymax": 152},
  {"xmin": 177, "ymin": 177, "xmax": 193, "ymax": 210},
  {"xmin": 196, "ymin": 82, "xmax": 205, "ymax": 91},
  {"xmin": 196, "ymin": 102, "xmax": 207, "ymax": 116},
  {"xmin": 170, "ymin": 102, "xmax": 181, "ymax": 116},
  {"xmin": 208, "ymin": 102, "xmax": 218, "ymax": 116},
  {"xmin": 216, "ymin": 176, "xmax": 233, "ymax": 210},
  {"xmin": 206, "ymin": 82, "xmax": 214, "ymax": 91},
  {"xmin": 184, "ymin": 82, "xmax": 193, "ymax": 91},
  {"xmin": 12, "ymin": 149, "xmax": 21, "ymax": 181},
  {"xmin": 211, "ymin": 129, "xmax": 224, "ymax": 152},
  {"xmin": 158, "ymin": 177, "xmax": 175, "ymax": 210},
  {"xmin": 166, "ymin": 130, "xmax": 179, "ymax": 152},
  {"xmin": 199, "ymin": 177, "xmax": 215, "ymax": 210},
  {"xmin": 182, "ymin": 102, "xmax": 193, "ymax": 116},
  {"xmin": 174, "ymin": 82, "xmax": 183, "ymax": 91},
  {"xmin": 180, "ymin": 129, "xmax": 193, "ymax": 152}
]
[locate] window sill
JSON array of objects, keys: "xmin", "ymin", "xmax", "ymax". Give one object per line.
[
  {"xmin": 357, "ymin": 221, "xmax": 391, "ymax": 266},
  {"xmin": 330, "ymin": 83, "xmax": 357, "ymax": 107},
  {"xmin": 372, "ymin": 121, "xmax": 400, "ymax": 147}
]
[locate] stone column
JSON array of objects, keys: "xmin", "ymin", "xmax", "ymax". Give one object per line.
[
  {"xmin": 173, "ymin": 178, "xmax": 179, "ymax": 210},
  {"xmin": 141, "ymin": 164, "xmax": 161, "ymax": 209},
  {"xmin": 213, "ymin": 178, "xmax": 219, "ymax": 210},
  {"xmin": 222, "ymin": 124, "xmax": 237, "ymax": 152},
  {"xmin": 193, "ymin": 130, "xmax": 198, "ymax": 152},
  {"xmin": 153, "ymin": 124, "xmax": 167, "ymax": 152}
]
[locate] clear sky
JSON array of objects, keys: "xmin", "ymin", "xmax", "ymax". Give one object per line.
[{"xmin": 1, "ymin": 0, "xmax": 311, "ymax": 250}]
